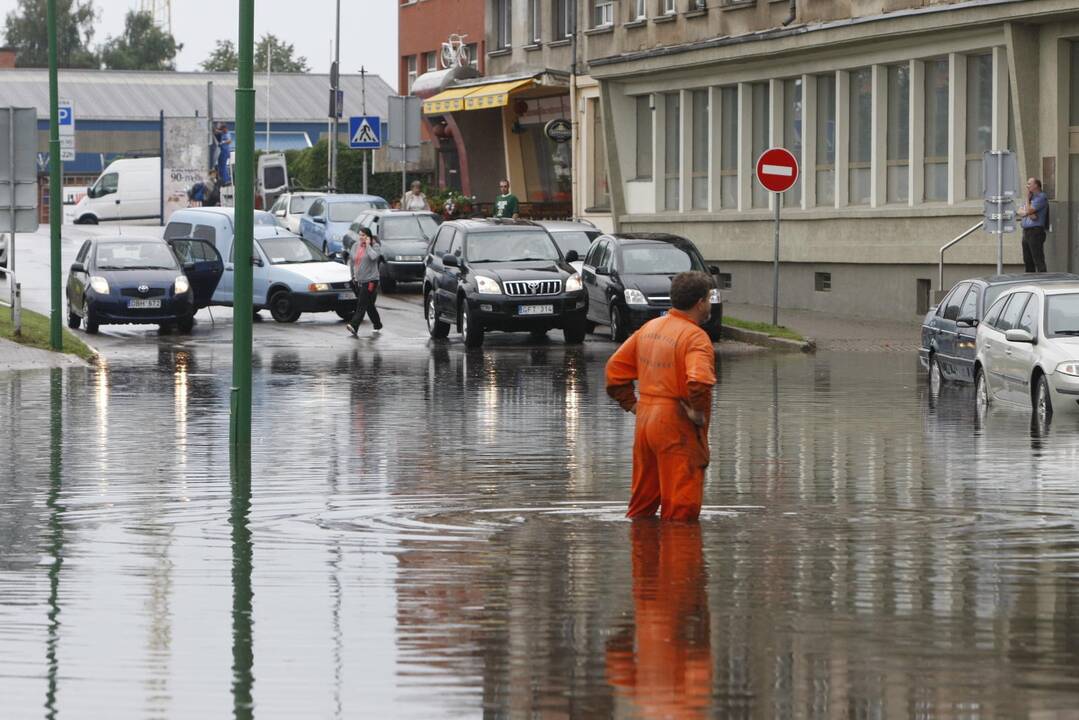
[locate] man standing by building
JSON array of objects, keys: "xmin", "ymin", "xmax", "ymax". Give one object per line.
[
  {"xmin": 1018, "ymin": 177, "xmax": 1049, "ymax": 273},
  {"xmin": 605, "ymin": 272, "xmax": 717, "ymax": 521},
  {"xmin": 493, "ymin": 179, "xmax": 519, "ymax": 219}
]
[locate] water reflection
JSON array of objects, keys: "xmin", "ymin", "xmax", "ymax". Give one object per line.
[
  {"xmin": 45, "ymin": 369, "xmax": 63, "ymax": 720},
  {"xmin": 230, "ymin": 449, "xmax": 254, "ymax": 720}
]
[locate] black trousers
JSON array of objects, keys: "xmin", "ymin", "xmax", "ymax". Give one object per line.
[
  {"xmin": 349, "ymin": 281, "xmax": 382, "ymax": 329},
  {"xmin": 1022, "ymin": 227, "xmax": 1047, "ymax": 273}
]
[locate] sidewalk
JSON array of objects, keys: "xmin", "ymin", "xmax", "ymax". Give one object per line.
[
  {"xmin": 0, "ymin": 336, "xmax": 89, "ymax": 372},
  {"xmin": 724, "ymin": 303, "xmax": 920, "ymax": 352}
]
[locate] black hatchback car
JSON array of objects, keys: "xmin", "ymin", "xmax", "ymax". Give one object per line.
[
  {"xmin": 66, "ymin": 236, "xmax": 223, "ymax": 333},
  {"xmin": 581, "ymin": 233, "xmax": 723, "ymax": 342},
  {"xmin": 343, "ymin": 209, "xmax": 441, "ymax": 291},
  {"xmin": 423, "ymin": 219, "xmax": 588, "ymax": 347}
]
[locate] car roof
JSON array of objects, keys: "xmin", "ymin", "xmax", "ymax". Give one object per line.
[
  {"xmin": 253, "ymin": 225, "xmax": 300, "ymax": 239},
  {"xmin": 171, "ymin": 207, "xmax": 272, "ymax": 220},
  {"xmin": 602, "ymin": 232, "xmax": 696, "ymax": 248},
  {"xmin": 975, "ymin": 272, "xmax": 1079, "ymax": 286},
  {"xmin": 536, "ymin": 220, "xmax": 598, "ymax": 232},
  {"xmin": 448, "ymin": 218, "xmax": 549, "ymax": 233},
  {"xmin": 361, "ymin": 209, "xmax": 438, "ymax": 218},
  {"xmin": 1015, "ymin": 282, "xmax": 1079, "ymax": 296},
  {"xmin": 287, "ymin": 192, "xmax": 324, "ymax": 197},
  {"xmin": 322, "ymin": 194, "xmax": 386, "ymax": 202},
  {"xmin": 94, "ymin": 235, "xmax": 164, "ymax": 243}
]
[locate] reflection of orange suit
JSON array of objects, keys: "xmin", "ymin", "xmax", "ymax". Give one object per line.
[
  {"xmin": 606, "ymin": 521, "xmax": 712, "ymax": 718},
  {"xmin": 606, "ymin": 309, "xmax": 716, "ymax": 521}
]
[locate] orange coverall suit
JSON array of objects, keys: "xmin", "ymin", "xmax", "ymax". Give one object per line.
[{"xmin": 606, "ymin": 309, "xmax": 716, "ymax": 521}]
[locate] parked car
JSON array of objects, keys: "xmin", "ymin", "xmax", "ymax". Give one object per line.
[
  {"xmin": 299, "ymin": 194, "xmax": 389, "ymax": 255},
  {"xmin": 423, "ymin": 219, "xmax": 587, "ymax": 347},
  {"xmin": 65, "ymin": 235, "xmax": 222, "ymax": 333},
  {"xmin": 0, "ymin": 233, "xmax": 7, "ymax": 269},
  {"xmin": 974, "ymin": 282, "xmax": 1079, "ymax": 422},
  {"xmin": 166, "ymin": 207, "xmax": 354, "ymax": 322},
  {"xmin": 581, "ymin": 233, "xmax": 723, "ymax": 342},
  {"xmin": 268, "ymin": 192, "xmax": 325, "ymax": 233},
  {"xmin": 536, "ymin": 220, "xmax": 602, "ymax": 273},
  {"xmin": 920, "ymin": 273, "xmax": 1079, "ymax": 389},
  {"xmin": 344, "ymin": 209, "xmax": 441, "ymax": 290},
  {"xmin": 73, "ymin": 157, "xmax": 161, "ymax": 224}
]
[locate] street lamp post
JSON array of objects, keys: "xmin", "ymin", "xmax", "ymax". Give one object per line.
[{"xmin": 46, "ymin": 0, "xmax": 62, "ymax": 351}]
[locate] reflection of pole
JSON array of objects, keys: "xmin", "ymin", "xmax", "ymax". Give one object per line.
[
  {"xmin": 229, "ymin": 448, "xmax": 254, "ymax": 720},
  {"xmin": 772, "ymin": 193, "xmax": 781, "ymax": 327},
  {"xmin": 231, "ymin": 0, "xmax": 255, "ymax": 450},
  {"xmin": 47, "ymin": 0, "xmax": 62, "ymax": 350},
  {"xmin": 45, "ymin": 368, "xmax": 63, "ymax": 719}
]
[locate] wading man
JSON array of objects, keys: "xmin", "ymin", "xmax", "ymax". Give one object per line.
[{"xmin": 606, "ymin": 272, "xmax": 717, "ymax": 521}]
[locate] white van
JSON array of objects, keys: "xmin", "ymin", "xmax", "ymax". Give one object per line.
[{"xmin": 73, "ymin": 157, "xmax": 160, "ymax": 224}]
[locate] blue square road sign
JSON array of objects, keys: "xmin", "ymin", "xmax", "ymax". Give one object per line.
[{"xmin": 349, "ymin": 115, "xmax": 381, "ymax": 149}]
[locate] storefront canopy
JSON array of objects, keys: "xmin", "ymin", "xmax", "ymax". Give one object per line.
[{"xmin": 422, "ymin": 78, "xmax": 535, "ymax": 115}]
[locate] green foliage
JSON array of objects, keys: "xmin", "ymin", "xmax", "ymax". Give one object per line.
[
  {"xmin": 100, "ymin": 10, "xmax": 181, "ymax": 71},
  {"xmin": 723, "ymin": 317, "xmax": 804, "ymax": 342},
  {"xmin": 3, "ymin": 0, "xmax": 98, "ymax": 68},
  {"xmin": 200, "ymin": 39, "xmax": 237, "ymax": 72},
  {"xmin": 202, "ymin": 34, "xmax": 310, "ymax": 73},
  {"xmin": 278, "ymin": 139, "xmax": 430, "ymax": 201},
  {"xmin": 0, "ymin": 306, "xmax": 96, "ymax": 362}
]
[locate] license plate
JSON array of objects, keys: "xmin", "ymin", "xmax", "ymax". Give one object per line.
[
  {"xmin": 338, "ymin": 292, "xmax": 356, "ymax": 300},
  {"xmin": 519, "ymin": 304, "xmax": 554, "ymax": 316},
  {"xmin": 128, "ymin": 298, "xmax": 161, "ymax": 309}
]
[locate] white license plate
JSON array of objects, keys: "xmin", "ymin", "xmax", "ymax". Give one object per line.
[
  {"xmin": 338, "ymin": 292, "xmax": 356, "ymax": 300},
  {"xmin": 519, "ymin": 304, "xmax": 554, "ymax": 316},
  {"xmin": 128, "ymin": 298, "xmax": 161, "ymax": 309}
]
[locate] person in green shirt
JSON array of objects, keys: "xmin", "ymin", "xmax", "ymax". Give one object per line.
[{"xmin": 493, "ymin": 179, "xmax": 519, "ymax": 219}]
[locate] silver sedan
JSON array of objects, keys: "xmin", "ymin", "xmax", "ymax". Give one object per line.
[{"xmin": 974, "ymin": 282, "xmax": 1079, "ymax": 422}]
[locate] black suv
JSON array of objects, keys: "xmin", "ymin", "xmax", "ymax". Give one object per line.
[{"xmin": 423, "ymin": 219, "xmax": 588, "ymax": 347}]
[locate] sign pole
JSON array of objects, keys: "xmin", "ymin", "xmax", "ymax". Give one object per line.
[
  {"xmin": 996, "ymin": 150, "xmax": 1003, "ymax": 275},
  {"xmin": 756, "ymin": 147, "xmax": 797, "ymax": 328},
  {"xmin": 46, "ymin": 0, "xmax": 62, "ymax": 351},
  {"xmin": 772, "ymin": 193, "xmax": 781, "ymax": 327},
  {"xmin": 361, "ymin": 67, "xmax": 368, "ymax": 195}
]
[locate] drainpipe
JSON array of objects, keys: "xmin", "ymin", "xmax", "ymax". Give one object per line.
[{"xmin": 782, "ymin": 0, "xmax": 796, "ymax": 25}]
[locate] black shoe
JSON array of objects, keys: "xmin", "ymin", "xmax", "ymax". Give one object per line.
[{"xmin": 346, "ymin": 324, "xmax": 358, "ymax": 337}]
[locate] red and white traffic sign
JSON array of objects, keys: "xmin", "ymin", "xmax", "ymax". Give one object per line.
[{"xmin": 756, "ymin": 147, "xmax": 799, "ymax": 193}]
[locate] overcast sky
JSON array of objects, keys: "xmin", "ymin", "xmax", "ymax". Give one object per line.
[{"xmin": 0, "ymin": 0, "xmax": 399, "ymax": 83}]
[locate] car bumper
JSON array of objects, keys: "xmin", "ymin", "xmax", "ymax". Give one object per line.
[
  {"xmin": 1049, "ymin": 372, "xmax": 1079, "ymax": 411},
  {"xmin": 88, "ymin": 294, "xmax": 193, "ymax": 324},
  {"xmin": 382, "ymin": 261, "xmax": 426, "ymax": 282},
  {"xmin": 290, "ymin": 289, "xmax": 356, "ymax": 312},
  {"xmin": 623, "ymin": 302, "xmax": 723, "ymax": 336},
  {"xmin": 466, "ymin": 293, "xmax": 588, "ymax": 331}
]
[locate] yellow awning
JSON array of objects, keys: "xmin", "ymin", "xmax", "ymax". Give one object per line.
[{"xmin": 423, "ymin": 78, "xmax": 536, "ymax": 115}]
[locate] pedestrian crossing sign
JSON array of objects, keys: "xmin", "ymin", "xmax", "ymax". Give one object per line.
[{"xmin": 349, "ymin": 116, "xmax": 381, "ymax": 149}]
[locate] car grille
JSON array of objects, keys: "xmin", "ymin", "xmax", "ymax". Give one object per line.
[
  {"xmin": 121, "ymin": 287, "xmax": 166, "ymax": 298},
  {"xmin": 330, "ymin": 282, "xmax": 352, "ymax": 290},
  {"xmin": 503, "ymin": 280, "xmax": 562, "ymax": 297},
  {"xmin": 647, "ymin": 295, "xmax": 671, "ymax": 307}
]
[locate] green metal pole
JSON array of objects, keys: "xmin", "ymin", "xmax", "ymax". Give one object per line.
[
  {"xmin": 46, "ymin": 0, "xmax": 62, "ymax": 351},
  {"xmin": 231, "ymin": 0, "xmax": 255, "ymax": 450}
]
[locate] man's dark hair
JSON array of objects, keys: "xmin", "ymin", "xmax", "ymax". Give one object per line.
[
  {"xmin": 1031, "ymin": 177, "xmax": 1043, "ymax": 190},
  {"xmin": 670, "ymin": 271, "xmax": 713, "ymax": 310}
]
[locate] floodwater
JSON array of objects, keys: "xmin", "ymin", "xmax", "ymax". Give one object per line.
[{"xmin": 4, "ymin": 339, "xmax": 1079, "ymax": 718}]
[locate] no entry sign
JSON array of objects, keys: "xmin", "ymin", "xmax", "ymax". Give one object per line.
[{"xmin": 756, "ymin": 148, "xmax": 799, "ymax": 193}]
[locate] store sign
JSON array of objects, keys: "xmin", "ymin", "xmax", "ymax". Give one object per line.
[{"xmin": 544, "ymin": 118, "xmax": 572, "ymax": 144}]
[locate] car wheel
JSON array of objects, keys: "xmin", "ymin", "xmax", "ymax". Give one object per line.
[
  {"xmin": 269, "ymin": 289, "xmax": 301, "ymax": 323},
  {"xmin": 335, "ymin": 306, "xmax": 353, "ymax": 322},
  {"xmin": 67, "ymin": 304, "xmax": 81, "ymax": 330},
  {"xmin": 928, "ymin": 354, "xmax": 943, "ymax": 395},
  {"xmin": 975, "ymin": 366, "xmax": 990, "ymax": 413},
  {"xmin": 177, "ymin": 314, "xmax": 195, "ymax": 333},
  {"xmin": 563, "ymin": 315, "xmax": 586, "ymax": 345},
  {"xmin": 461, "ymin": 301, "xmax": 484, "ymax": 348},
  {"xmin": 610, "ymin": 305, "xmax": 628, "ymax": 343},
  {"xmin": 426, "ymin": 292, "xmax": 450, "ymax": 339},
  {"xmin": 84, "ymin": 298, "xmax": 98, "ymax": 334},
  {"xmin": 1035, "ymin": 374, "xmax": 1054, "ymax": 425}
]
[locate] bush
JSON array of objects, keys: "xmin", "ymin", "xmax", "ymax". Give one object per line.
[{"xmin": 268, "ymin": 141, "xmax": 431, "ymax": 203}]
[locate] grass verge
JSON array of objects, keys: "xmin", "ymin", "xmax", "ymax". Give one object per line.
[
  {"xmin": 0, "ymin": 306, "xmax": 97, "ymax": 363},
  {"xmin": 724, "ymin": 316, "xmax": 805, "ymax": 342}
]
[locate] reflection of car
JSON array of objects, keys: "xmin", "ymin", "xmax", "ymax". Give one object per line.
[
  {"xmin": 268, "ymin": 192, "xmax": 325, "ymax": 233},
  {"xmin": 975, "ymin": 282, "xmax": 1079, "ymax": 422},
  {"xmin": 581, "ymin": 233, "xmax": 723, "ymax": 342},
  {"xmin": 65, "ymin": 235, "xmax": 222, "ymax": 333},
  {"xmin": 535, "ymin": 220, "xmax": 602, "ymax": 273},
  {"xmin": 299, "ymin": 194, "xmax": 389, "ymax": 255},
  {"xmin": 167, "ymin": 207, "xmax": 354, "ymax": 323},
  {"xmin": 344, "ymin": 209, "xmax": 441, "ymax": 291},
  {"xmin": 920, "ymin": 273, "xmax": 1079, "ymax": 388},
  {"xmin": 423, "ymin": 219, "xmax": 587, "ymax": 348}
]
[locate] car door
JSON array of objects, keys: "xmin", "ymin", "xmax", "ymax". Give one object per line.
[
  {"xmin": 595, "ymin": 240, "xmax": 618, "ymax": 323},
  {"xmin": 303, "ymin": 200, "xmax": 326, "ymax": 245},
  {"xmin": 1006, "ymin": 293, "xmax": 1039, "ymax": 405},
  {"xmin": 68, "ymin": 239, "xmax": 93, "ymax": 313},
  {"xmin": 93, "ymin": 172, "xmax": 121, "ymax": 220},
  {"xmin": 270, "ymin": 196, "xmax": 288, "ymax": 228},
  {"xmin": 582, "ymin": 239, "xmax": 606, "ymax": 322},
  {"xmin": 953, "ymin": 284, "xmax": 980, "ymax": 381},
  {"xmin": 992, "ymin": 292, "xmax": 1030, "ymax": 403},
  {"xmin": 437, "ymin": 229, "xmax": 463, "ymax": 316},
  {"xmin": 933, "ymin": 282, "xmax": 968, "ymax": 376},
  {"xmin": 167, "ymin": 237, "xmax": 224, "ymax": 310}
]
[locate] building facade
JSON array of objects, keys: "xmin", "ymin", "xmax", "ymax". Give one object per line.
[
  {"xmin": 399, "ymin": 0, "xmax": 486, "ymax": 96},
  {"xmin": 585, "ymin": 0, "xmax": 1079, "ymax": 319}
]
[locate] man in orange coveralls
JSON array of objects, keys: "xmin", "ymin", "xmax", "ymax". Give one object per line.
[{"xmin": 606, "ymin": 271, "xmax": 716, "ymax": 521}]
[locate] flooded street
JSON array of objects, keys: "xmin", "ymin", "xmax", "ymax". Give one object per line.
[{"xmin": 4, "ymin": 333, "xmax": 1079, "ymax": 718}]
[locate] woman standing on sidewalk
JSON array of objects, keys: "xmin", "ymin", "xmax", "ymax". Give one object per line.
[{"xmin": 347, "ymin": 227, "xmax": 383, "ymax": 336}]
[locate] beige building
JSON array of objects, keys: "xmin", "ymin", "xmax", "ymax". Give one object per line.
[{"xmin": 580, "ymin": 0, "xmax": 1079, "ymax": 319}]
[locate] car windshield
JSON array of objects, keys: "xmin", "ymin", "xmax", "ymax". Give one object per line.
[
  {"xmin": 94, "ymin": 242, "xmax": 178, "ymax": 270},
  {"xmin": 467, "ymin": 231, "xmax": 561, "ymax": 263},
  {"xmin": 551, "ymin": 230, "xmax": 599, "ymax": 257},
  {"xmin": 254, "ymin": 211, "xmax": 277, "ymax": 226},
  {"xmin": 381, "ymin": 216, "xmax": 432, "ymax": 240},
  {"xmin": 328, "ymin": 202, "xmax": 369, "ymax": 222},
  {"xmin": 289, "ymin": 196, "xmax": 319, "ymax": 214},
  {"xmin": 1045, "ymin": 293, "xmax": 1079, "ymax": 336},
  {"xmin": 620, "ymin": 244, "xmax": 703, "ymax": 274},
  {"xmin": 417, "ymin": 214, "xmax": 440, "ymax": 237},
  {"xmin": 257, "ymin": 236, "xmax": 326, "ymax": 264}
]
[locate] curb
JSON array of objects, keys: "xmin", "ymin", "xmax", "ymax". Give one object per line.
[{"xmin": 721, "ymin": 324, "xmax": 816, "ymax": 353}]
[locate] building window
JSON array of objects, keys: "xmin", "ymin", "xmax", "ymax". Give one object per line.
[
  {"xmin": 466, "ymin": 43, "xmax": 479, "ymax": 69},
  {"xmin": 815, "ymin": 272, "xmax": 832, "ymax": 292},
  {"xmin": 691, "ymin": 0, "xmax": 706, "ymax": 9},
  {"xmin": 590, "ymin": 98, "xmax": 610, "ymax": 210},
  {"xmin": 887, "ymin": 64, "xmax": 910, "ymax": 204},
  {"xmin": 691, "ymin": 89, "xmax": 708, "ymax": 209},
  {"xmin": 424, "ymin": 50, "xmax": 437, "ymax": 72},
  {"xmin": 924, "ymin": 57, "xmax": 949, "ymax": 202},
  {"xmin": 554, "ymin": 0, "xmax": 575, "ymax": 39},
  {"xmin": 816, "ymin": 73, "xmax": 836, "ymax": 206},
  {"xmin": 664, "ymin": 92, "xmax": 681, "ymax": 210},
  {"xmin": 720, "ymin": 86, "xmax": 738, "ymax": 208},
  {"xmin": 751, "ymin": 82, "xmax": 770, "ymax": 208},
  {"xmin": 719, "ymin": 272, "xmax": 732, "ymax": 289},
  {"xmin": 848, "ymin": 68, "xmax": 872, "ymax": 206},
  {"xmin": 594, "ymin": 0, "xmax": 613, "ymax": 26},
  {"xmin": 966, "ymin": 53, "xmax": 992, "ymax": 199},
  {"xmin": 661, "ymin": 0, "xmax": 675, "ymax": 15},
  {"xmin": 632, "ymin": 0, "xmax": 646, "ymax": 20},
  {"xmin": 495, "ymin": 0, "xmax": 512, "ymax": 49},
  {"xmin": 529, "ymin": 0, "xmax": 541, "ymax": 42},
  {"xmin": 406, "ymin": 55, "xmax": 417, "ymax": 93},
  {"xmin": 1071, "ymin": 41, "xmax": 1079, "ymax": 126},
  {"xmin": 782, "ymin": 77, "xmax": 802, "ymax": 203},
  {"xmin": 635, "ymin": 95, "xmax": 653, "ymax": 180}
]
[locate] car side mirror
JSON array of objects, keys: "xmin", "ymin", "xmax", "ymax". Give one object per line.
[
  {"xmin": 275, "ymin": 210, "xmax": 286, "ymax": 217},
  {"xmin": 252, "ymin": 256, "xmax": 264, "ymax": 268},
  {"xmin": 442, "ymin": 254, "xmax": 459, "ymax": 267},
  {"xmin": 957, "ymin": 317, "xmax": 978, "ymax": 328},
  {"xmin": 595, "ymin": 266, "xmax": 609, "ymax": 276},
  {"xmin": 565, "ymin": 249, "xmax": 579, "ymax": 263},
  {"xmin": 1005, "ymin": 329, "xmax": 1034, "ymax": 343},
  {"xmin": 70, "ymin": 261, "xmax": 85, "ymax": 273},
  {"xmin": 709, "ymin": 265, "xmax": 720, "ymax": 275}
]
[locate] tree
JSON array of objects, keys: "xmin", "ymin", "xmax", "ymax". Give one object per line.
[
  {"xmin": 99, "ymin": 10, "xmax": 181, "ymax": 71},
  {"xmin": 255, "ymin": 35, "xmax": 309, "ymax": 73},
  {"xmin": 3, "ymin": 0, "xmax": 98, "ymax": 68},
  {"xmin": 200, "ymin": 39, "xmax": 237, "ymax": 72}
]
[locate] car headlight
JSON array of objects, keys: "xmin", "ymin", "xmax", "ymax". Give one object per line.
[
  {"xmin": 89, "ymin": 276, "xmax": 109, "ymax": 294},
  {"xmin": 308, "ymin": 283, "xmax": 331, "ymax": 292},
  {"xmin": 565, "ymin": 273, "xmax": 583, "ymax": 293},
  {"xmin": 174, "ymin": 275, "xmax": 190, "ymax": 294},
  {"xmin": 1056, "ymin": 361, "xmax": 1079, "ymax": 377},
  {"xmin": 475, "ymin": 276, "xmax": 501, "ymax": 295},
  {"xmin": 624, "ymin": 288, "xmax": 648, "ymax": 306},
  {"xmin": 709, "ymin": 288, "xmax": 721, "ymax": 303}
]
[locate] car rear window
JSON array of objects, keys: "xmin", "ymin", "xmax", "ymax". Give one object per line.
[
  {"xmin": 620, "ymin": 244, "xmax": 704, "ymax": 274},
  {"xmin": 551, "ymin": 230, "xmax": 599, "ymax": 257},
  {"xmin": 380, "ymin": 216, "xmax": 429, "ymax": 240},
  {"xmin": 290, "ymin": 196, "xmax": 319, "ymax": 214},
  {"xmin": 257, "ymin": 236, "xmax": 326, "ymax": 264}
]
